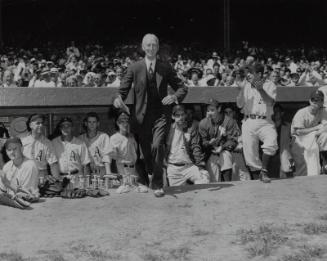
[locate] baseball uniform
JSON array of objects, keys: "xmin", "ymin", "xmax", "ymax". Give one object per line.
[
  {"xmin": 52, "ymin": 136, "xmax": 90, "ymax": 175},
  {"xmin": 236, "ymin": 79, "xmax": 278, "ymax": 172},
  {"xmin": 0, "ymin": 158, "xmax": 39, "ymax": 197},
  {"xmin": 21, "ymin": 134, "xmax": 58, "ymax": 177},
  {"xmin": 108, "ymin": 132, "xmax": 138, "ymax": 179},
  {"xmin": 79, "ymin": 131, "xmax": 111, "ymax": 176}
]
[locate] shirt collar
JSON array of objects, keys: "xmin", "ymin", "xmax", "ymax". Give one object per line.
[{"xmin": 145, "ymin": 57, "xmax": 156, "ymax": 71}]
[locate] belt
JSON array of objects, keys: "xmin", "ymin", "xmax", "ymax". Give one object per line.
[
  {"xmin": 123, "ymin": 164, "xmax": 135, "ymax": 168},
  {"xmin": 60, "ymin": 169, "xmax": 79, "ymax": 176},
  {"xmin": 246, "ymin": 114, "xmax": 266, "ymax": 120},
  {"xmin": 168, "ymin": 162, "xmax": 188, "ymax": 167}
]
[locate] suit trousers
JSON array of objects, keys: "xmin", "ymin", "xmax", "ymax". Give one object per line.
[{"xmin": 135, "ymin": 110, "xmax": 170, "ymax": 189}]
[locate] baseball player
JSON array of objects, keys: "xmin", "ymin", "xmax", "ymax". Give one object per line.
[
  {"xmin": 21, "ymin": 114, "xmax": 59, "ymax": 181},
  {"xmin": 199, "ymin": 99, "xmax": 240, "ymax": 182},
  {"xmin": 0, "ymin": 137, "xmax": 39, "ymax": 206},
  {"xmin": 165, "ymin": 105, "xmax": 209, "ymax": 186},
  {"xmin": 108, "ymin": 111, "xmax": 147, "ymax": 194},
  {"xmin": 236, "ymin": 63, "xmax": 278, "ymax": 183},
  {"xmin": 79, "ymin": 112, "xmax": 111, "ymax": 178},
  {"xmin": 51, "ymin": 117, "xmax": 90, "ymax": 178},
  {"xmin": 291, "ymin": 90, "xmax": 327, "ymax": 176}
]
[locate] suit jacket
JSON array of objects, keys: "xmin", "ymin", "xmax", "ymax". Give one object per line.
[
  {"xmin": 119, "ymin": 59, "xmax": 188, "ymax": 125},
  {"xmin": 165, "ymin": 123, "xmax": 205, "ymax": 168}
]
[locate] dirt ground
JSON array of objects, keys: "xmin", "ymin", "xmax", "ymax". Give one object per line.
[{"xmin": 1, "ymin": 176, "xmax": 327, "ymax": 261}]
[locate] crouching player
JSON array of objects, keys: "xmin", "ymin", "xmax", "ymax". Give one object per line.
[
  {"xmin": 0, "ymin": 138, "xmax": 39, "ymax": 208},
  {"xmin": 165, "ymin": 105, "xmax": 209, "ymax": 186}
]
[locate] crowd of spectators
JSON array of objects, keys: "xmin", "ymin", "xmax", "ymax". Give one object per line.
[{"xmin": 1, "ymin": 41, "xmax": 327, "ymax": 88}]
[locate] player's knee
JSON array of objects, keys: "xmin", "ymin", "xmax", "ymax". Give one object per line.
[{"xmin": 262, "ymin": 145, "xmax": 278, "ymax": 156}]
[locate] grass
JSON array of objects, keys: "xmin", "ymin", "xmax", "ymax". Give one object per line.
[
  {"xmin": 68, "ymin": 243, "xmax": 122, "ymax": 261},
  {"xmin": 280, "ymin": 244, "xmax": 325, "ymax": 261},
  {"xmin": 302, "ymin": 223, "xmax": 327, "ymax": 235},
  {"xmin": 142, "ymin": 246, "xmax": 191, "ymax": 261},
  {"xmin": 236, "ymin": 224, "xmax": 289, "ymax": 257},
  {"xmin": 192, "ymin": 229, "xmax": 211, "ymax": 236},
  {"xmin": 0, "ymin": 252, "xmax": 26, "ymax": 261}
]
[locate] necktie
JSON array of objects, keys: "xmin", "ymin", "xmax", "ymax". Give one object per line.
[{"xmin": 149, "ymin": 63, "xmax": 154, "ymax": 78}]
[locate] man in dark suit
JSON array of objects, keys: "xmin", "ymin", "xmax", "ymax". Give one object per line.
[{"xmin": 113, "ymin": 34, "xmax": 188, "ymax": 197}]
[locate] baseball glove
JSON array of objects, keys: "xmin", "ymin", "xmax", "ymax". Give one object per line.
[
  {"xmin": 39, "ymin": 180, "xmax": 63, "ymax": 198},
  {"xmin": 86, "ymin": 188, "xmax": 110, "ymax": 197},
  {"xmin": 60, "ymin": 188, "xmax": 86, "ymax": 199},
  {"xmin": 0, "ymin": 192, "xmax": 31, "ymax": 209},
  {"xmin": 60, "ymin": 177, "xmax": 86, "ymax": 199}
]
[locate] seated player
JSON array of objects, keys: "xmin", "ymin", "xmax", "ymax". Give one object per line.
[
  {"xmin": 51, "ymin": 117, "xmax": 91, "ymax": 178},
  {"xmin": 0, "ymin": 138, "xmax": 39, "ymax": 208},
  {"xmin": 79, "ymin": 112, "xmax": 111, "ymax": 178},
  {"xmin": 291, "ymin": 90, "xmax": 327, "ymax": 176},
  {"xmin": 21, "ymin": 114, "xmax": 60, "ymax": 181},
  {"xmin": 165, "ymin": 105, "xmax": 209, "ymax": 187},
  {"xmin": 199, "ymin": 99, "xmax": 240, "ymax": 182},
  {"xmin": 268, "ymin": 104, "xmax": 295, "ymax": 178},
  {"xmin": 108, "ymin": 110, "xmax": 148, "ymax": 194}
]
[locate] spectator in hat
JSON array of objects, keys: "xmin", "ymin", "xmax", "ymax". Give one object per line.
[
  {"xmin": 187, "ymin": 68, "xmax": 202, "ymax": 87},
  {"xmin": 21, "ymin": 114, "xmax": 60, "ymax": 181},
  {"xmin": 199, "ymin": 99, "xmax": 240, "ymax": 182},
  {"xmin": 291, "ymin": 90, "xmax": 327, "ymax": 176},
  {"xmin": 287, "ymin": 73, "xmax": 300, "ymax": 87},
  {"xmin": 107, "ymin": 67, "xmax": 123, "ymax": 87},
  {"xmin": 165, "ymin": 104, "xmax": 209, "ymax": 186}
]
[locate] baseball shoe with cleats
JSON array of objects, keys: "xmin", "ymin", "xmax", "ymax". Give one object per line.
[
  {"xmin": 116, "ymin": 184, "xmax": 131, "ymax": 194},
  {"xmin": 135, "ymin": 184, "xmax": 149, "ymax": 193},
  {"xmin": 260, "ymin": 169, "xmax": 271, "ymax": 183},
  {"xmin": 154, "ymin": 188, "xmax": 165, "ymax": 198}
]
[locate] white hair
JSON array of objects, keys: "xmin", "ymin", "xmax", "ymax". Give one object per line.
[{"xmin": 142, "ymin": 33, "xmax": 159, "ymax": 47}]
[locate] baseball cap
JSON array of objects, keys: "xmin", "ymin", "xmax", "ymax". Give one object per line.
[
  {"xmin": 205, "ymin": 98, "xmax": 220, "ymax": 108},
  {"xmin": 9, "ymin": 117, "xmax": 29, "ymax": 138},
  {"xmin": 28, "ymin": 114, "xmax": 44, "ymax": 123},
  {"xmin": 4, "ymin": 137, "xmax": 22, "ymax": 148},
  {"xmin": 58, "ymin": 117, "xmax": 73, "ymax": 126},
  {"xmin": 172, "ymin": 104, "xmax": 186, "ymax": 116},
  {"xmin": 116, "ymin": 110, "xmax": 130, "ymax": 122},
  {"xmin": 310, "ymin": 90, "xmax": 324, "ymax": 102}
]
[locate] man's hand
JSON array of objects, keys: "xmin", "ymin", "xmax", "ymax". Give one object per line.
[
  {"xmin": 113, "ymin": 96, "xmax": 130, "ymax": 114},
  {"xmin": 209, "ymin": 137, "xmax": 220, "ymax": 146},
  {"xmin": 162, "ymin": 95, "xmax": 177, "ymax": 105},
  {"xmin": 212, "ymin": 146, "xmax": 222, "ymax": 155}
]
